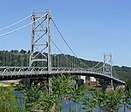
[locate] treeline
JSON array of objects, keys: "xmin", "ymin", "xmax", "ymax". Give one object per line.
[
  {"xmin": 0, "ymin": 50, "xmax": 131, "ymax": 81},
  {"xmin": 0, "ymin": 50, "xmax": 103, "ymax": 68},
  {"xmin": 113, "ymin": 66, "xmax": 131, "ymax": 81},
  {"xmin": 0, "ymin": 50, "xmax": 29, "ymax": 66}
]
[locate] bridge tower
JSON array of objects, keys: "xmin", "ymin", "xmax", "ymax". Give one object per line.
[
  {"xmin": 29, "ymin": 10, "xmax": 51, "ymax": 72},
  {"xmin": 103, "ymin": 53, "xmax": 113, "ymax": 88}
]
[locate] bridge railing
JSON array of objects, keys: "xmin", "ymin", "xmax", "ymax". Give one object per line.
[
  {"xmin": 0, "ymin": 66, "xmax": 125, "ymax": 84},
  {"xmin": 0, "ymin": 66, "xmax": 104, "ymax": 76}
]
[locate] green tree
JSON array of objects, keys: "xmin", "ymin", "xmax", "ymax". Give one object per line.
[
  {"xmin": 19, "ymin": 74, "xmax": 85, "ymax": 112},
  {"xmin": 0, "ymin": 84, "xmax": 19, "ymax": 112},
  {"xmin": 81, "ymin": 88, "xmax": 125, "ymax": 112}
]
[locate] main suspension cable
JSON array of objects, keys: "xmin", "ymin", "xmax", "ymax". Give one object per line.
[
  {"xmin": 88, "ymin": 57, "xmax": 103, "ymax": 70},
  {"xmin": 51, "ymin": 39, "xmax": 82, "ymax": 68},
  {"xmin": 51, "ymin": 18, "xmax": 91, "ymax": 69},
  {"xmin": 0, "ymin": 14, "xmax": 31, "ymax": 31},
  {"xmin": 0, "ymin": 13, "xmax": 47, "ymax": 37}
]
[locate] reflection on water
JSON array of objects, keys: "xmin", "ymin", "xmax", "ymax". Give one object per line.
[
  {"xmin": 14, "ymin": 91, "xmax": 131, "ymax": 112},
  {"xmin": 62, "ymin": 100, "xmax": 131, "ymax": 112},
  {"xmin": 13, "ymin": 91, "xmax": 25, "ymax": 111}
]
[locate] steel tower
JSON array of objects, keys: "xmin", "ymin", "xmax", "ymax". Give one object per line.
[
  {"xmin": 29, "ymin": 10, "xmax": 51, "ymax": 72},
  {"xmin": 103, "ymin": 53, "xmax": 113, "ymax": 88}
]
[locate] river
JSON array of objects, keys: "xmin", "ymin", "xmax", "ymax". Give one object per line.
[
  {"xmin": 14, "ymin": 91, "xmax": 131, "ymax": 112},
  {"xmin": 62, "ymin": 100, "xmax": 131, "ymax": 112}
]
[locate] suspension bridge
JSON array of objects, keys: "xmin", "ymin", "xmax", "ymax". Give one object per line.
[{"xmin": 0, "ymin": 11, "xmax": 125, "ymax": 85}]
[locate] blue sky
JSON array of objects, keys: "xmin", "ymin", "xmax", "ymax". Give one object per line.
[{"xmin": 0, "ymin": 0, "xmax": 131, "ymax": 67}]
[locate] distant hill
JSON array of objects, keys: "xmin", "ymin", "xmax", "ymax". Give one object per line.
[{"xmin": 0, "ymin": 50, "xmax": 131, "ymax": 81}]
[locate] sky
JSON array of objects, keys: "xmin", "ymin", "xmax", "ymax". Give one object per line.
[{"xmin": 0, "ymin": 0, "xmax": 131, "ymax": 67}]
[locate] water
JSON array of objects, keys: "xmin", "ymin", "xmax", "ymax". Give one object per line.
[
  {"xmin": 14, "ymin": 91, "xmax": 131, "ymax": 112},
  {"xmin": 61, "ymin": 100, "xmax": 131, "ymax": 112},
  {"xmin": 13, "ymin": 91, "xmax": 25, "ymax": 111}
]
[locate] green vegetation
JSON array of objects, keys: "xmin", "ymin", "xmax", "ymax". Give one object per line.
[
  {"xmin": 0, "ymin": 50, "xmax": 131, "ymax": 81},
  {"xmin": 0, "ymin": 75, "xmax": 131, "ymax": 112},
  {"xmin": 126, "ymin": 79, "xmax": 131, "ymax": 90},
  {"xmin": 0, "ymin": 50, "xmax": 131, "ymax": 111},
  {"xmin": 18, "ymin": 74, "xmax": 86, "ymax": 112},
  {"xmin": 0, "ymin": 83, "xmax": 24, "ymax": 112},
  {"xmin": 81, "ymin": 88, "xmax": 131, "ymax": 112}
]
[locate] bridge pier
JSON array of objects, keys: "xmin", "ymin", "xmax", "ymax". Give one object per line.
[
  {"xmin": 20, "ymin": 76, "xmax": 54, "ymax": 93},
  {"xmin": 47, "ymin": 76, "xmax": 52, "ymax": 92},
  {"xmin": 102, "ymin": 79, "xmax": 107, "ymax": 91},
  {"xmin": 113, "ymin": 83, "xmax": 125, "ymax": 90},
  {"xmin": 21, "ymin": 77, "xmax": 49, "ymax": 91},
  {"xmin": 101, "ymin": 79, "xmax": 114, "ymax": 91}
]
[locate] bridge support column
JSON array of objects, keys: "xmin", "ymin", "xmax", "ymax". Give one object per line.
[
  {"xmin": 48, "ymin": 77, "xmax": 52, "ymax": 92},
  {"xmin": 102, "ymin": 79, "xmax": 106, "ymax": 91},
  {"xmin": 102, "ymin": 80, "xmax": 109, "ymax": 91},
  {"xmin": 22, "ymin": 78, "xmax": 49, "ymax": 90},
  {"xmin": 102, "ymin": 79, "xmax": 114, "ymax": 91},
  {"xmin": 103, "ymin": 53, "xmax": 114, "ymax": 90}
]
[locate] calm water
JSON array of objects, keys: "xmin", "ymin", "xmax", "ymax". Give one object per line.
[
  {"xmin": 14, "ymin": 91, "xmax": 131, "ymax": 112},
  {"xmin": 62, "ymin": 100, "xmax": 131, "ymax": 112},
  {"xmin": 13, "ymin": 91, "xmax": 25, "ymax": 110}
]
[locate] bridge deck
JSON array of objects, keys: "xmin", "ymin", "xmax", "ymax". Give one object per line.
[{"xmin": 0, "ymin": 67, "xmax": 125, "ymax": 84}]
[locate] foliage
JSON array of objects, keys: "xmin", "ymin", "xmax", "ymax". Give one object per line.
[
  {"xmin": 80, "ymin": 88, "xmax": 127, "ymax": 112},
  {"xmin": 20, "ymin": 84, "xmax": 43, "ymax": 111},
  {"xmin": 0, "ymin": 50, "xmax": 131, "ymax": 81},
  {"xmin": 121, "ymin": 89, "xmax": 131, "ymax": 111},
  {"xmin": 121, "ymin": 80, "xmax": 131, "ymax": 111},
  {"xmin": 1, "ymin": 76, "xmax": 131, "ymax": 112},
  {"xmin": 0, "ymin": 84, "xmax": 20, "ymax": 112},
  {"xmin": 126, "ymin": 79, "xmax": 131, "ymax": 90},
  {"xmin": 74, "ymin": 78, "xmax": 84, "ymax": 87},
  {"xmin": 19, "ymin": 74, "xmax": 86, "ymax": 112}
]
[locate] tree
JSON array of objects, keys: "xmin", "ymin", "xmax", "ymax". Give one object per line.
[
  {"xmin": 20, "ymin": 49, "xmax": 27, "ymax": 54},
  {"xmin": 0, "ymin": 84, "xmax": 20, "ymax": 112},
  {"xmin": 19, "ymin": 74, "xmax": 85, "ymax": 112}
]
